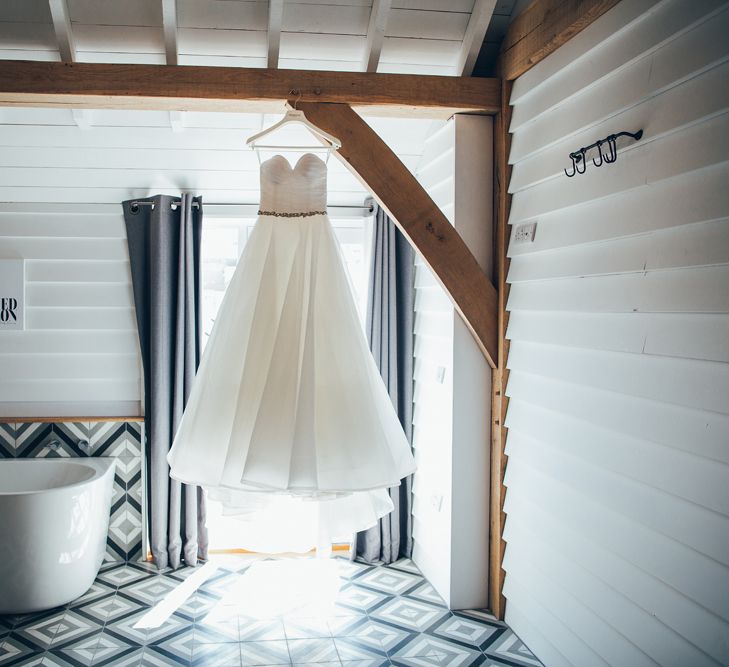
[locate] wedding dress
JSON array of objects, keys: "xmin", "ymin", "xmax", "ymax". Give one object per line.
[{"xmin": 167, "ymin": 153, "xmax": 416, "ymax": 551}]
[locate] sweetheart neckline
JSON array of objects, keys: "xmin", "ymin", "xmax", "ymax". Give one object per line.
[{"xmin": 261, "ymin": 153, "xmax": 326, "ymax": 171}]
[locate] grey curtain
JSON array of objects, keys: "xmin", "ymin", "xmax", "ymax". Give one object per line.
[
  {"xmin": 122, "ymin": 194, "xmax": 208, "ymax": 570},
  {"xmin": 356, "ymin": 204, "xmax": 415, "ymax": 564}
]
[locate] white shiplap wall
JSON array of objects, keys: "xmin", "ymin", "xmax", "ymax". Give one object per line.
[
  {"xmin": 502, "ymin": 1, "xmax": 729, "ymax": 666},
  {"xmin": 0, "ymin": 108, "xmax": 434, "ymax": 417},
  {"xmin": 0, "ymin": 202, "xmax": 140, "ymax": 417},
  {"xmin": 412, "ymin": 120, "xmax": 456, "ymax": 601},
  {"xmin": 412, "ymin": 115, "xmax": 492, "ymax": 609}
]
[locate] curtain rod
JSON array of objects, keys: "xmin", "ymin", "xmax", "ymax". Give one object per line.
[{"xmin": 129, "ymin": 200, "xmax": 374, "ymax": 213}]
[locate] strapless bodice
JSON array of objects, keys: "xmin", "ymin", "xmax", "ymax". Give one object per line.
[{"xmin": 258, "ymin": 154, "xmax": 327, "ymax": 215}]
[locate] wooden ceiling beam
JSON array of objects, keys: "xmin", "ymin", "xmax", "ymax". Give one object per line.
[
  {"xmin": 0, "ymin": 60, "xmax": 500, "ymax": 118},
  {"xmin": 458, "ymin": 0, "xmax": 498, "ymax": 76},
  {"xmin": 500, "ymin": 0, "xmax": 621, "ymax": 80},
  {"xmin": 299, "ymin": 101, "xmax": 498, "ymax": 366},
  {"xmin": 363, "ymin": 0, "xmax": 391, "ymax": 73},
  {"xmin": 267, "ymin": 0, "xmax": 284, "ymax": 68}
]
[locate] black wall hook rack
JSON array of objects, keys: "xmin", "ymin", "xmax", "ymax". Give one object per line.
[{"xmin": 564, "ymin": 129, "xmax": 643, "ymax": 177}]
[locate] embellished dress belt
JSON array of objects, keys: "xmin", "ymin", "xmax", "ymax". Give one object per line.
[{"xmin": 258, "ymin": 210, "xmax": 327, "ymax": 218}]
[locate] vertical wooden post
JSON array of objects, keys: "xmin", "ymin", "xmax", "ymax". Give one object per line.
[{"xmin": 489, "ymin": 77, "xmax": 514, "ymax": 620}]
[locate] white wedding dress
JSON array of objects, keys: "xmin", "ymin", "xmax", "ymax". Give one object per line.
[{"xmin": 167, "ymin": 153, "xmax": 416, "ymax": 552}]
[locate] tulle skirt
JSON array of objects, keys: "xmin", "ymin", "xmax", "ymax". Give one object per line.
[{"xmin": 167, "ymin": 212, "xmax": 416, "ymax": 549}]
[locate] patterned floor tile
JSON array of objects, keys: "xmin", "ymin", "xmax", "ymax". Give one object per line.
[
  {"xmin": 385, "ymin": 634, "xmax": 440, "ymax": 660},
  {"xmin": 428, "ymin": 615, "xmax": 503, "ymax": 650},
  {"xmin": 331, "ymin": 639, "xmax": 386, "ymax": 663},
  {"xmin": 148, "ymin": 627, "xmax": 194, "ymax": 664},
  {"xmin": 67, "ymin": 582, "xmax": 117, "ymax": 609},
  {"xmin": 452, "ymin": 611, "xmax": 502, "ymax": 628},
  {"xmin": 282, "ymin": 618, "xmax": 330, "ymax": 640},
  {"xmin": 47, "ymin": 633, "xmax": 102, "ymax": 667},
  {"xmin": 482, "ymin": 630, "xmax": 542, "ymax": 667},
  {"xmin": 97, "ymin": 566, "xmax": 151, "ymax": 589},
  {"xmin": 142, "ymin": 645, "xmax": 192, "ymax": 666},
  {"xmin": 287, "ymin": 639, "xmax": 338, "ymax": 663},
  {"xmin": 345, "ymin": 622, "xmax": 410, "ymax": 655},
  {"xmin": 335, "ymin": 587, "xmax": 388, "ymax": 614},
  {"xmin": 240, "ymin": 640, "xmax": 290, "ymax": 666},
  {"xmin": 369, "ymin": 600, "xmax": 449, "ymax": 634},
  {"xmin": 48, "ymin": 611, "xmax": 104, "ymax": 650},
  {"xmin": 237, "ymin": 621, "xmax": 286, "ymax": 644},
  {"xmin": 191, "ymin": 642, "xmax": 241, "ymax": 666},
  {"xmin": 4, "ymin": 653, "xmax": 47, "ymax": 667},
  {"xmin": 339, "ymin": 661, "xmax": 390, "ymax": 667},
  {"xmin": 74, "ymin": 596, "xmax": 145, "ymax": 627},
  {"xmin": 332, "ymin": 561, "xmax": 371, "ymax": 582},
  {"xmin": 413, "ymin": 636, "xmax": 485, "ymax": 666},
  {"xmin": 176, "ymin": 594, "xmax": 217, "ymax": 623},
  {"xmin": 402, "ymin": 584, "xmax": 445, "ymax": 610},
  {"xmin": 353, "ymin": 570, "xmax": 421, "ymax": 598},
  {"xmin": 117, "ymin": 577, "xmax": 180, "ymax": 607},
  {"xmin": 325, "ymin": 615, "xmax": 368, "ymax": 639},
  {"xmin": 382, "ymin": 561, "xmax": 419, "ymax": 577},
  {"xmin": 10, "ymin": 609, "xmax": 68, "ymax": 651},
  {"xmin": 0, "ymin": 635, "xmax": 44, "ymax": 666},
  {"xmin": 91, "ymin": 632, "xmax": 141, "ymax": 666},
  {"xmin": 194, "ymin": 621, "xmax": 240, "ymax": 645}
]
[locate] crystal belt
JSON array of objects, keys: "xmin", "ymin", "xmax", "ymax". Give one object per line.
[{"xmin": 258, "ymin": 210, "xmax": 327, "ymax": 218}]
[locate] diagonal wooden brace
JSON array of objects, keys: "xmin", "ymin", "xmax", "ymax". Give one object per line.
[{"xmin": 298, "ymin": 101, "xmax": 498, "ymax": 367}]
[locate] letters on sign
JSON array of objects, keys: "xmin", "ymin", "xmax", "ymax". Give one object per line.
[{"xmin": 0, "ymin": 260, "xmax": 25, "ymax": 331}]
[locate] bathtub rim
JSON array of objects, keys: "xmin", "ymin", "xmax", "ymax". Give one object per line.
[{"xmin": 0, "ymin": 457, "xmax": 116, "ymax": 497}]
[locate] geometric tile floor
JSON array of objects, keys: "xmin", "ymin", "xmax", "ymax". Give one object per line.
[{"xmin": 0, "ymin": 556, "xmax": 542, "ymax": 667}]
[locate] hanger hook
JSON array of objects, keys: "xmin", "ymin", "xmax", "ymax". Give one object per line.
[
  {"xmin": 288, "ymin": 89, "xmax": 303, "ymax": 111},
  {"xmin": 592, "ymin": 140, "xmax": 604, "ymax": 167},
  {"xmin": 575, "ymin": 148, "xmax": 587, "ymax": 174},
  {"xmin": 604, "ymin": 136, "xmax": 618, "ymax": 163},
  {"xmin": 564, "ymin": 153, "xmax": 577, "ymax": 177}
]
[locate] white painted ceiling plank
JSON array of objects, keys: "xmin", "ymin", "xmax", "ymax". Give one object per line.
[
  {"xmin": 48, "ymin": 0, "xmax": 91, "ymax": 129},
  {"xmin": 268, "ymin": 0, "xmax": 284, "ymax": 68},
  {"xmin": 363, "ymin": 0, "xmax": 391, "ymax": 72},
  {"xmin": 161, "ymin": 0, "xmax": 181, "ymax": 130},
  {"xmin": 458, "ymin": 0, "xmax": 497, "ymax": 76},
  {"xmin": 48, "ymin": 0, "xmax": 76, "ymax": 62},
  {"xmin": 161, "ymin": 0, "xmax": 178, "ymax": 65}
]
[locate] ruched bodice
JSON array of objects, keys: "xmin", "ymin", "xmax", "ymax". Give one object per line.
[{"xmin": 259, "ymin": 153, "xmax": 327, "ymax": 215}]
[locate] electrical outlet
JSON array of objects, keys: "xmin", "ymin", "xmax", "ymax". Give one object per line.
[{"xmin": 513, "ymin": 221, "xmax": 537, "ymax": 244}]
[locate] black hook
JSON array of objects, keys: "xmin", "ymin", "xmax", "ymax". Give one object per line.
[
  {"xmin": 604, "ymin": 136, "xmax": 618, "ymax": 163},
  {"xmin": 574, "ymin": 149, "xmax": 587, "ymax": 174},
  {"xmin": 592, "ymin": 140, "xmax": 604, "ymax": 167},
  {"xmin": 564, "ymin": 154, "xmax": 578, "ymax": 177}
]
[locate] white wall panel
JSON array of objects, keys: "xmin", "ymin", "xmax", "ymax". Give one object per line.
[
  {"xmin": 502, "ymin": 1, "xmax": 729, "ymax": 665},
  {"xmin": 412, "ymin": 115, "xmax": 492, "ymax": 610},
  {"xmin": 0, "ymin": 206, "xmax": 142, "ymax": 417}
]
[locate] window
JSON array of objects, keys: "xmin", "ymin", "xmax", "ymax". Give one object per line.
[{"xmin": 200, "ymin": 213, "xmax": 371, "ymax": 552}]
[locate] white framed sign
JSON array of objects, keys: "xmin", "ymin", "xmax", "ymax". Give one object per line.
[{"xmin": 0, "ymin": 259, "xmax": 25, "ymax": 331}]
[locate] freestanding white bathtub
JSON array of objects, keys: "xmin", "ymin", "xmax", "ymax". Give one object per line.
[{"xmin": 0, "ymin": 457, "xmax": 115, "ymax": 613}]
